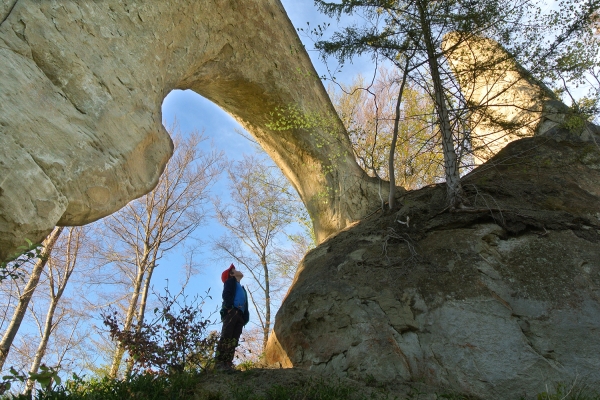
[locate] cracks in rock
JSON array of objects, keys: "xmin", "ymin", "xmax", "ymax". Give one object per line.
[
  {"xmin": 93, "ymin": 70, "xmax": 113, "ymax": 99},
  {"xmin": 22, "ymin": 149, "xmax": 64, "ymax": 209},
  {"xmin": 0, "ymin": 0, "xmax": 19, "ymax": 28},
  {"xmin": 431, "ymin": 202, "xmax": 600, "ymax": 244},
  {"xmin": 489, "ymin": 291, "xmax": 512, "ymax": 312},
  {"xmin": 429, "ymin": 348, "xmax": 450, "ymax": 381},
  {"xmin": 10, "ymin": 2, "xmax": 95, "ymax": 117},
  {"xmin": 388, "ymin": 332, "xmax": 414, "ymax": 377},
  {"xmin": 514, "ymin": 315, "xmax": 562, "ymax": 370},
  {"xmin": 374, "ymin": 297, "xmax": 419, "ymax": 335},
  {"xmin": 28, "ymin": 43, "xmax": 88, "ymax": 116},
  {"xmin": 315, "ymin": 349, "xmax": 349, "ymax": 372},
  {"xmin": 56, "ymin": 91, "xmax": 87, "ymax": 115},
  {"xmin": 116, "ymin": 76, "xmax": 134, "ymax": 92}
]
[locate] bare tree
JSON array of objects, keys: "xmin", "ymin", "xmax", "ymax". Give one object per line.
[
  {"xmin": 328, "ymin": 66, "xmax": 444, "ymax": 193},
  {"xmin": 213, "ymin": 154, "xmax": 309, "ymax": 351},
  {"xmin": 0, "ymin": 227, "xmax": 63, "ymax": 370},
  {"xmin": 314, "ymin": 0, "xmax": 599, "ymax": 208},
  {"xmin": 99, "ymin": 126, "xmax": 222, "ymax": 378},
  {"xmin": 23, "ymin": 227, "xmax": 87, "ymax": 394}
]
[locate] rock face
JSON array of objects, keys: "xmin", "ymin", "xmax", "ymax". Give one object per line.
[
  {"xmin": 0, "ymin": 0, "xmax": 383, "ymax": 259},
  {"xmin": 265, "ymin": 125, "xmax": 600, "ymax": 398},
  {"xmin": 442, "ymin": 33, "xmax": 577, "ymax": 165}
]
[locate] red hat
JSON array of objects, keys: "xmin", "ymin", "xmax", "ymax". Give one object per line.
[{"xmin": 221, "ymin": 264, "xmax": 235, "ymax": 283}]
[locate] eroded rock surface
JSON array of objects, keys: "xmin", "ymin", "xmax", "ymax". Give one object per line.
[
  {"xmin": 266, "ymin": 128, "xmax": 600, "ymax": 399},
  {"xmin": 0, "ymin": 0, "xmax": 383, "ymax": 259}
]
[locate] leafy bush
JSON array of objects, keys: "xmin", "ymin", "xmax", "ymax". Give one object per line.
[
  {"xmin": 0, "ymin": 370, "xmax": 201, "ymax": 400},
  {"xmin": 1, "ymin": 365, "xmax": 61, "ymax": 397},
  {"xmin": 101, "ymin": 288, "xmax": 218, "ymax": 375}
]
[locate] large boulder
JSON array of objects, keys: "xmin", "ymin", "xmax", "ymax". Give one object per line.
[
  {"xmin": 0, "ymin": 0, "xmax": 383, "ymax": 259},
  {"xmin": 265, "ymin": 125, "xmax": 600, "ymax": 398}
]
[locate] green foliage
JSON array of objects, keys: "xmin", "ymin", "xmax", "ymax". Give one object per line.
[
  {"xmin": 562, "ymin": 97, "xmax": 599, "ymax": 133},
  {"xmin": 267, "ymin": 105, "xmax": 326, "ymax": 132},
  {"xmin": 0, "ymin": 239, "xmax": 43, "ymax": 282},
  {"xmin": 8, "ymin": 370, "xmax": 201, "ymax": 400},
  {"xmin": 267, "ymin": 104, "xmax": 345, "ymax": 157},
  {"xmin": 1, "ymin": 365, "xmax": 60, "ymax": 397},
  {"xmin": 27, "ymin": 366, "xmax": 61, "ymax": 393},
  {"xmin": 4, "ymin": 371, "xmax": 600, "ymax": 400},
  {"xmin": 266, "ymin": 103, "xmax": 352, "ymax": 203},
  {"xmin": 3, "ymin": 372, "xmax": 398, "ymax": 400},
  {"xmin": 435, "ymin": 393, "xmax": 475, "ymax": 400},
  {"xmin": 1, "ymin": 367, "xmax": 26, "ymax": 395}
]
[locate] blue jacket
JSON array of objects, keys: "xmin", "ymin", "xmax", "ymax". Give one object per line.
[{"xmin": 221, "ymin": 277, "xmax": 250, "ymax": 325}]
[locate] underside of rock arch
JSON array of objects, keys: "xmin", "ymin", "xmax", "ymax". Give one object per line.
[{"xmin": 0, "ymin": 0, "xmax": 383, "ymax": 260}]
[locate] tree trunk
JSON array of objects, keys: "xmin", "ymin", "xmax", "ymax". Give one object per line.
[
  {"xmin": 389, "ymin": 58, "xmax": 412, "ymax": 210},
  {"xmin": 416, "ymin": 0, "xmax": 463, "ymax": 207},
  {"xmin": 109, "ymin": 253, "xmax": 148, "ymax": 378},
  {"xmin": 0, "ymin": 227, "xmax": 63, "ymax": 370},
  {"xmin": 135, "ymin": 260, "xmax": 156, "ymax": 332},
  {"xmin": 124, "ymin": 260, "xmax": 156, "ymax": 376},
  {"xmin": 24, "ymin": 227, "xmax": 79, "ymax": 393},
  {"xmin": 261, "ymin": 255, "xmax": 270, "ymax": 351},
  {"xmin": 24, "ymin": 296, "xmax": 58, "ymax": 394}
]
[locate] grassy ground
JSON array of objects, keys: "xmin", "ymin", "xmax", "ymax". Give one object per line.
[{"xmin": 2, "ymin": 368, "xmax": 599, "ymax": 400}]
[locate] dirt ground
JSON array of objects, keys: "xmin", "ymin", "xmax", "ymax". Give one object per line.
[{"xmin": 194, "ymin": 367, "xmax": 451, "ymax": 400}]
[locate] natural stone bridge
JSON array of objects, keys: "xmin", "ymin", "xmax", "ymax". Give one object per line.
[
  {"xmin": 0, "ymin": 0, "xmax": 583, "ymax": 260},
  {"xmin": 0, "ymin": 0, "xmax": 383, "ymax": 260},
  {"xmin": 4, "ymin": 1, "xmax": 600, "ymax": 398}
]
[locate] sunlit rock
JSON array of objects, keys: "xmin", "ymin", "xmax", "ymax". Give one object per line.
[
  {"xmin": 0, "ymin": 0, "xmax": 384, "ymax": 259},
  {"xmin": 442, "ymin": 33, "xmax": 576, "ymax": 165}
]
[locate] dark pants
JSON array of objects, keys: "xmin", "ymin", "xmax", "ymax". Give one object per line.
[{"xmin": 215, "ymin": 308, "xmax": 244, "ymax": 366}]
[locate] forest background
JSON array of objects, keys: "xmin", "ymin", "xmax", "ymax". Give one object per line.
[{"xmin": 0, "ymin": 0, "xmax": 598, "ymax": 394}]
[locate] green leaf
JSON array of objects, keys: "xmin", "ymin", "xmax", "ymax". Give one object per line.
[{"xmin": 37, "ymin": 377, "xmax": 51, "ymax": 387}]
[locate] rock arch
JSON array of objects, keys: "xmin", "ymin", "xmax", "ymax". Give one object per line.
[{"xmin": 0, "ymin": 0, "xmax": 384, "ymax": 259}]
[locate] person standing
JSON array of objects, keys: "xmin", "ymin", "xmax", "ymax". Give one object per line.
[{"xmin": 215, "ymin": 263, "xmax": 249, "ymax": 371}]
